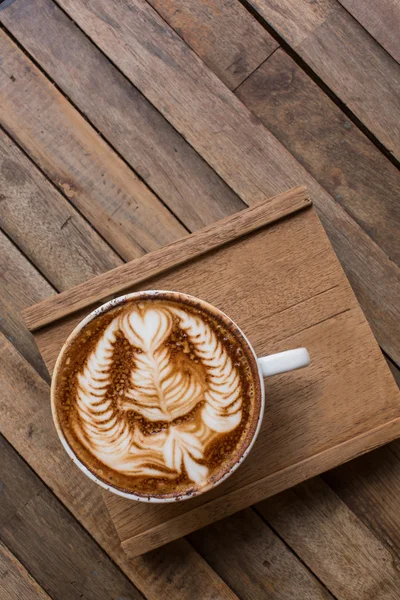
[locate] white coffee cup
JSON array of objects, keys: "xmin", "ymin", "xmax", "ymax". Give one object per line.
[{"xmin": 51, "ymin": 291, "xmax": 310, "ymax": 502}]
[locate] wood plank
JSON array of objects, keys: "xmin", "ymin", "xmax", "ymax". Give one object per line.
[
  {"xmin": 246, "ymin": 0, "xmax": 400, "ymax": 159},
  {"xmin": 188, "ymin": 510, "xmax": 333, "ymax": 599},
  {"xmin": 324, "ymin": 444, "xmax": 400, "ymax": 560},
  {"xmin": 0, "ymin": 334, "xmax": 238, "ymax": 600},
  {"xmin": 0, "ymin": 540, "xmax": 50, "ymax": 600},
  {"xmin": 236, "ymin": 48, "xmax": 400, "ymax": 267},
  {"xmin": 146, "ymin": 0, "xmax": 278, "ymax": 89},
  {"xmin": 0, "ymin": 435, "xmax": 144, "ymax": 600},
  {"xmin": 0, "ymin": 30, "xmax": 187, "ymax": 261},
  {"xmin": 0, "ymin": 129, "xmax": 121, "ymax": 290},
  {"xmin": 338, "ymin": 0, "xmax": 400, "ymax": 64},
  {"xmin": 28, "ymin": 199, "xmax": 400, "ymax": 557},
  {"xmin": 37, "ymin": 0, "xmax": 400, "ymax": 368},
  {"xmin": 0, "ymin": 0, "xmax": 245, "ymax": 232},
  {"xmin": 129, "ymin": 0, "xmax": 400, "ymax": 267},
  {"xmin": 0, "ymin": 231, "xmax": 54, "ymax": 380},
  {"xmin": 22, "ymin": 186, "xmax": 310, "ymax": 331},
  {"xmin": 257, "ymin": 478, "xmax": 400, "ymax": 599}
]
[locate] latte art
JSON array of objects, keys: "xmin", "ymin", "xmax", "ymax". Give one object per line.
[{"xmin": 54, "ymin": 294, "xmax": 261, "ymax": 498}]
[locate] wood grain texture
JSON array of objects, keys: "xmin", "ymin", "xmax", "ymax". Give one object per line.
[
  {"xmin": 258, "ymin": 478, "xmax": 400, "ymax": 599},
  {"xmin": 247, "ymin": 0, "xmax": 400, "ymax": 159},
  {"xmin": 236, "ymin": 48, "xmax": 400, "ymax": 267},
  {"xmin": 0, "ymin": 541, "xmax": 51, "ymax": 600},
  {"xmin": 188, "ymin": 510, "xmax": 333, "ymax": 599},
  {"xmin": 0, "ymin": 129, "xmax": 121, "ymax": 290},
  {"xmin": 0, "ymin": 436, "xmax": 144, "ymax": 600},
  {"xmin": 0, "ymin": 30, "xmax": 186, "ymax": 260},
  {"xmin": 23, "ymin": 187, "xmax": 310, "ymax": 330},
  {"xmin": 37, "ymin": 0, "xmax": 400, "ymax": 368},
  {"xmin": 338, "ymin": 0, "xmax": 400, "ymax": 64},
  {"xmin": 0, "ymin": 232, "xmax": 54, "ymax": 380},
  {"xmin": 147, "ymin": 0, "xmax": 278, "ymax": 89},
  {"xmin": 0, "ymin": 335, "xmax": 238, "ymax": 600},
  {"xmin": 26, "ymin": 199, "xmax": 400, "ymax": 556},
  {"xmin": 0, "ymin": 0, "xmax": 245, "ymax": 232},
  {"xmin": 324, "ymin": 444, "xmax": 400, "ymax": 559}
]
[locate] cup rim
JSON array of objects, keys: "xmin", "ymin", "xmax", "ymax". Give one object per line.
[{"xmin": 51, "ymin": 290, "xmax": 265, "ymax": 503}]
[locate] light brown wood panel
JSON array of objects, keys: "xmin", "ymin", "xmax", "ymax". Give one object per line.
[
  {"xmin": 0, "ymin": 436, "xmax": 144, "ymax": 600},
  {"xmin": 0, "ymin": 336, "xmax": 238, "ymax": 600},
  {"xmin": 338, "ymin": 0, "xmax": 400, "ymax": 64},
  {"xmin": 0, "ymin": 129, "xmax": 121, "ymax": 290},
  {"xmin": 258, "ymin": 478, "xmax": 400, "ymax": 599},
  {"xmin": 0, "ymin": 541, "xmax": 51, "ymax": 600},
  {"xmin": 0, "ymin": 30, "xmax": 186, "ymax": 260},
  {"xmin": 236, "ymin": 48, "xmax": 400, "ymax": 267},
  {"xmin": 39, "ymin": 0, "xmax": 400, "ymax": 367},
  {"xmin": 24, "ymin": 198, "xmax": 400, "ymax": 557},
  {"xmin": 0, "ymin": 0, "xmax": 245, "ymax": 232},
  {"xmin": 147, "ymin": 0, "xmax": 277, "ymax": 89},
  {"xmin": 23, "ymin": 187, "xmax": 309, "ymax": 331},
  {"xmin": 188, "ymin": 510, "xmax": 333, "ymax": 599},
  {"xmin": 0, "ymin": 232, "xmax": 53, "ymax": 380},
  {"xmin": 247, "ymin": 0, "xmax": 400, "ymax": 159}
]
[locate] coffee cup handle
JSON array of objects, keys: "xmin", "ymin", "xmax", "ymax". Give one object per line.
[{"xmin": 257, "ymin": 348, "xmax": 310, "ymax": 377}]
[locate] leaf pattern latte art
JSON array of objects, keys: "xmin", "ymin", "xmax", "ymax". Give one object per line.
[{"xmin": 74, "ymin": 304, "xmax": 244, "ymax": 485}]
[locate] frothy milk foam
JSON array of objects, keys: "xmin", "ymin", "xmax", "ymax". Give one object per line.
[{"xmin": 53, "ymin": 294, "xmax": 261, "ymax": 499}]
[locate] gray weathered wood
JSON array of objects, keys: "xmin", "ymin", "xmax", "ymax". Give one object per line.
[
  {"xmin": 258, "ymin": 478, "xmax": 400, "ymax": 599},
  {"xmin": 0, "ymin": 231, "xmax": 53, "ymax": 380},
  {"xmin": 0, "ymin": 435, "xmax": 144, "ymax": 600},
  {"xmin": 28, "ymin": 0, "xmax": 400, "ymax": 368},
  {"xmin": 236, "ymin": 48, "xmax": 400, "ymax": 267},
  {"xmin": 0, "ymin": 0, "xmax": 245, "ymax": 232},
  {"xmin": 147, "ymin": 0, "xmax": 278, "ymax": 89},
  {"xmin": 246, "ymin": 0, "xmax": 400, "ymax": 159},
  {"xmin": 0, "ymin": 29, "xmax": 187, "ymax": 260},
  {"xmin": 0, "ymin": 540, "xmax": 51, "ymax": 600},
  {"xmin": 338, "ymin": 0, "xmax": 400, "ymax": 64},
  {"xmin": 0, "ymin": 129, "xmax": 121, "ymax": 289}
]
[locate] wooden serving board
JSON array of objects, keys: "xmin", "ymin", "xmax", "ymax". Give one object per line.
[{"xmin": 23, "ymin": 186, "xmax": 400, "ymax": 558}]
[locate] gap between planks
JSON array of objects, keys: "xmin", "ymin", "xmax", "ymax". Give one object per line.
[{"xmin": 22, "ymin": 187, "xmax": 310, "ymax": 331}]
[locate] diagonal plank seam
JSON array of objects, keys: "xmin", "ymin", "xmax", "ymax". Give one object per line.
[
  {"xmin": 231, "ymin": 45, "xmax": 280, "ymax": 93},
  {"xmin": 0, "ymin": 226, "xmax": 57, "ymax": 296},
  {"xmin": 253, "ymin": 507, "xmax": 338, "ymax": 599},
  {"xmin": 0, "ymin": 120, "xmax": 127, "ymax": 262},
  {"xmin": 236, "ymin": 0, "xmax": 400, "ymax": 171},
  {"xmin": 336, "ymin": 0, "xmax": 400, "ymax": 65},
  {"xmin": 0, "ymin": 24, "xmax": 191, "ymax": 237},
  {"xmin": 0, "ymin": 434, "xmax": 147, "ymax": 600}
]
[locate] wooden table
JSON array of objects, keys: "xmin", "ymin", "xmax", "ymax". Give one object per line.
[{"xmin": 0, "ymin": 0, "xmax": 399, "ymax": 598}]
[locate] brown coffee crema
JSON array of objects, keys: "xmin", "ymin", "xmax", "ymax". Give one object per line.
[{"xmin": 53, "ymin": 293, "xmax": 262, "ymax": 499}]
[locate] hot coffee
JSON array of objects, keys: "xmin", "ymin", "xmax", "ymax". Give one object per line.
[{"xmin": 52, "ymin": 292, "xmax": 262, "ymax": 499}]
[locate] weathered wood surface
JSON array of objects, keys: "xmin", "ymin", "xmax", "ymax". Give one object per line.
[
  {"xmin": 0, "ymin": 435, "xmax": 144, "ymax": 600},
  {"xmin": 246, "ymin": 0, "xmax": 400, "ymax": 159},
  {"xmin": 1, "ymin": 0, "xmax": 400, "ymax": 595},
  {"xmin": 0, "ymin": 0, "xmax": 245, "ymax": 232},
  {"xmin": 338, "ymin": 0, "xmax": 400, "ymax": 64},
  {"xmin": 0, "ymin": 30, "xmax": 187, "ymax": 261},
  {"xmin": 0, "ymin": 540, "xmax": 51, "ymax": 600},
  {"xmin": 146, "ymin": 0, "xmax": 278, "ymax": 89},
  {"xmin": 23, "ymin": 187, "xmax": 309, "ymax": 332},
  {"xmin": 236, "ymin": 48, "xmax": 400, "ymax": 268},
  {"xmin": 26, "ymin": 0, "xmax": 400, "ymax": 370}
]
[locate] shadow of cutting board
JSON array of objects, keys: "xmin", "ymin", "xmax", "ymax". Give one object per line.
[{"xmin": 23, "ymin": 186, "xmax": 400, "ymax": 558}]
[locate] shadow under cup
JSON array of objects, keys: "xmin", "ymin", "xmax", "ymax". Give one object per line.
[{"xmin": 50, "ymin": 290, "xmax": 265, "ymax": 503}]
